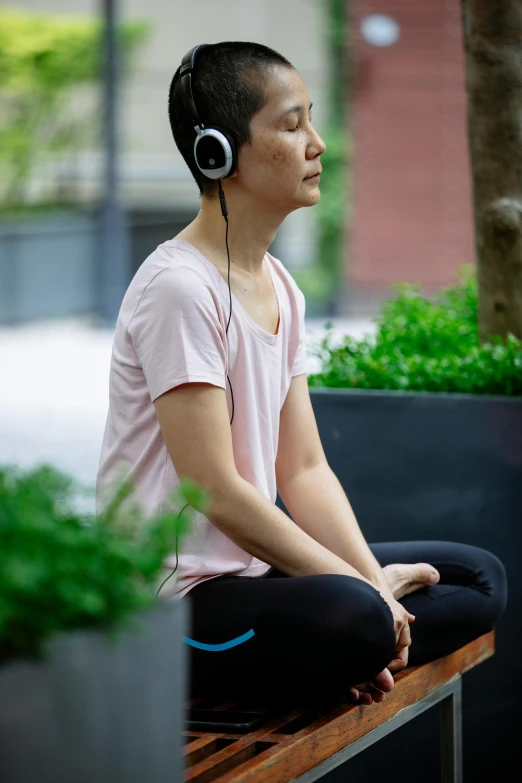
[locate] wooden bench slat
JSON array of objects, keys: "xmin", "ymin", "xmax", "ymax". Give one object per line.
[{"xmin": 182, "ymin": 631, "xmax": 494, "ymax": 783}]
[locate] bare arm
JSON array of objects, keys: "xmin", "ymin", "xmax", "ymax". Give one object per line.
[
  {"xmin": 273, "ymin": 371, "xmax": 415, "ymax": 664},
  {"xmin": 274, "ymin": 374, "xmax": 390, "ymax": 595},
  {"xmin": 154, "ymin": 382, "xmax": 374, "ymax": 585},
  {"xmin": 277, "ymin": 460, "xmax": 389, "ymax": 591},
  {"xmin": 209, "ymin": 472, "xmax": 376, "ymax": 582}
]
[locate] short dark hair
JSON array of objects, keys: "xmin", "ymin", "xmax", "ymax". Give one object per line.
[{"xmin": 168, "ymin": 41, "xmax": 294, "ymax": 200}]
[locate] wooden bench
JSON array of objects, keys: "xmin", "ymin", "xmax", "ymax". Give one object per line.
[{"xmin": 182, "ymin": 631, "xmax": 494, "ymax": 783}]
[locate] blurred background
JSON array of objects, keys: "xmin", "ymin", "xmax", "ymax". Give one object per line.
[{"xmin": 0, "ymin": 0, "xmax": 475, "ymax": 501}]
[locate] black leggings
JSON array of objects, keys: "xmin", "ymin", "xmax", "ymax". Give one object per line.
[{"xmin": 185, "ymin": 541, "xmax": 507, "ymax": 702}]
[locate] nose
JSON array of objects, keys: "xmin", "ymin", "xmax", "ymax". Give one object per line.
[{"xmin": 311, "ymin": 127, "xmax": 327, "ymax": 156}]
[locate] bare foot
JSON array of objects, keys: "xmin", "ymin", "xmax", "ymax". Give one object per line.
[
  {"xmin": 346, "ymin": 668, "xmax": 395, "ymax": 705},
  {"xmin": 383, "ymin": 562, "xmax": 440, "ymax": 601}
]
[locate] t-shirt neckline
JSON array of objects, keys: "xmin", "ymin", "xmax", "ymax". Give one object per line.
[{"xmin": 168, "ymin": 237, "xmax": 282, "ymax": 345}]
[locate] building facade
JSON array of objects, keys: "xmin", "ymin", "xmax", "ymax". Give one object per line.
[
  {"xmin": 13, "ymin": 0, "xmax": 330, "ymax": 272},
  {"xmin": 348, "ymin": 0, "xmax": 475, "ymax": 314}
]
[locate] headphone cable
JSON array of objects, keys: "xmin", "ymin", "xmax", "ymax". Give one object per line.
[
  {"xmin": 156, "ymin": 179, "xmax": 233, "ymax": 598},
  {"xmin": 219, "ymin": 178, "xmax": 235, "ymax": 427}
]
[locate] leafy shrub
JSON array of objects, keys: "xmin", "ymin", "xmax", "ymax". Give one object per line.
[
  {"xmin": 0, "ymin": 8, "xmax": 149, "ymax": 209},
  {"xmin": 293, "ymin": 128, "xmax": 351, "ymax": 310},
  {"xmin": 0, "ymin": 462, "xmax": 208, "ymax": 665},
  {"xmin": 308, "ymin": 266, "xmax": 522, "ymax": 396}
]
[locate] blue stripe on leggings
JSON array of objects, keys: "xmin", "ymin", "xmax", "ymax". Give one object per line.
[{"xmin": 183, "ymin": 629, "xmax": 255, "ymax": 651}]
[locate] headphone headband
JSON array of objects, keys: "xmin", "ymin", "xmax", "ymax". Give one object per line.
[
  {"xmin": 179, "ymin": 43, "xmax": 208, "ymax": 132},
  {"xmin": 178, "ymin": 43, "xmax": 236, "ymax": 181}
]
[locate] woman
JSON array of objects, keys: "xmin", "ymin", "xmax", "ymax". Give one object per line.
[{"xmin": 96, "ymin": 41, "xmax": 507, "ymax": 705}]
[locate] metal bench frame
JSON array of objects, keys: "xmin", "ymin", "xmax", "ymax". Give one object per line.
[
  {"xmin": 183, "ymin": 632, "xmax": 493, "ymax": 783},
  {"xmin": 291, "ymin": 675, "xmax": 462, "ymax": 783}
]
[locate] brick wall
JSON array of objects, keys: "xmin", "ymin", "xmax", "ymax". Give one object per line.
[{"xmin": 347, "ymin": 0, "xmax": 475, "ymax": 313}]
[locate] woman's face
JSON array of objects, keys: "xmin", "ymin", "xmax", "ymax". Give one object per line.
[{"xmin": 234, "ymin": 65, "xmax": 327, "ymax": 212}]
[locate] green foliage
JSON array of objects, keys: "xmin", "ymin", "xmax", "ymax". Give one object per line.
[
  {"xmin": 0, "ymin": 462, "xmax": 209, "ymax": 665},
  {"xmin": 291, "ymin": 262, "xmax": 336, "ymax": 309},
  {"xmin": 316, "ymin": 128, "xmax": 350, "ymax": 287},
  {"xmin": 308, "ymin": 266, "xmax": 522, "ymax": 396},
  {"xmin": 326, "ymin": 0, "xmax": 350, "ymax": 128},
  {"xmin": 293, "ymin": 129, "xmax": 349, "ymax": 307},
  {"xmin": 312, "ymin": 1, "xmax": 351, "ymax": 305},
  {"xmin": 0, "ymin": 7, "xmax": 149, "ymax": 209}
]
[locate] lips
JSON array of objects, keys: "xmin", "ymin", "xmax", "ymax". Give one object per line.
[{"xmin": 304, "ymin": 171, "xmax": 321, "ymax": 179}]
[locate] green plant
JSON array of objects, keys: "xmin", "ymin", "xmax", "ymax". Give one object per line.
[
  {"xmin": 0, "ymin": 8, "xmax": 149, "ymax": 210},
  {"xmin": 0, "ymin": 461, "xmax": 208, "ymax": 666},
  {"xmin": 291, "ymin": 259, "xmax": 336, "ymax": 309},
  {"xmin": 308, "ymin": 266, "xmax": 522, "ymax": 396},
  {"xmin": 311, "ymin": 0, "xmax": 351, "ymax": 304},
  {"xmin": 326, "ymin": 0, "xmax": 350, "ymax": 128},
  {"xmin": 315, "ymin": 128, "xmax": 350, "ymax": 292},
  {"xmin": 292, "ymin": 128, "xmax": 349, "ymax": 310}
]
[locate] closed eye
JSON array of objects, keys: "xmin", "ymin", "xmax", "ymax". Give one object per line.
[{"xmin": 287, "ymin": 118, "xmax": 312, "ymax": 132}]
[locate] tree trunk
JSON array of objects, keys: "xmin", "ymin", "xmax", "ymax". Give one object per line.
[{"xmin": 461, "ymin": 0, "xmax": 522, "ymax": 342}]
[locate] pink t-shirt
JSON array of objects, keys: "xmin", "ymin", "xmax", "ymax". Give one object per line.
[{"xmin": 96, "ymin": 237, "xmax": 307, "ymax": 600}]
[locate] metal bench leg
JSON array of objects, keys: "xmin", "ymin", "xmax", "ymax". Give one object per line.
[{"xmin": 440, "ymin": 676, "xmax": 463, "ymax": 783}]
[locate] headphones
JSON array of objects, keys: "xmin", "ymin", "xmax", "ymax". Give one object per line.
[
  {"xmin": 179, "ymin": 43, "xmax": 238, "ymax": 182},
  {"xmin": 157, "ymin": 44, "xmax": 236, "ymax": 598}
]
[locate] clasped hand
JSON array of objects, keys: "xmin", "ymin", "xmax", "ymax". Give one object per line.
[{"xmin": 345, "ymin": 562, "xmax": 440, "ymax": 706}]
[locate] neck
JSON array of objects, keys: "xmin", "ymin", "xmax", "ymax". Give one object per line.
[{"xmin": 190, "ymin": 182, "xmax": 289, "ymax": 277}]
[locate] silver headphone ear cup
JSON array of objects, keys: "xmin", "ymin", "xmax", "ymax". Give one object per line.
[
  {"xmin": 194, "ymin": 127, "xmax": 235, "ymax": 180},
  {"xmin": 213, "ymin": 125, "xmax": 238, "ymax": 177}
]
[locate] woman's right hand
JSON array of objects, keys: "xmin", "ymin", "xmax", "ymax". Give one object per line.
[
  {"xmin": 381, "ymin": 592, "xmax": 415, "ymax": 672},
  {"xmin": 347, "ymin": 590, "xmax": 416, "ymax": 704}
]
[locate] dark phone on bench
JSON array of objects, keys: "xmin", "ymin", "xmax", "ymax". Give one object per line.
[{"xmin": 185, "ymin": 708, "xmax": 266, "ymax": 733}]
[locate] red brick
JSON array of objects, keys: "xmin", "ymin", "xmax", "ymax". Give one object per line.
[{"xmin": 349, "ymin": 0, "xmax": 475, "ymax": 296}]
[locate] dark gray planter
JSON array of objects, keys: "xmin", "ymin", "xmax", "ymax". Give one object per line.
[
  {"xmin": 0, "ymin": 205, "xmax": 289, "ymax": 326},
  {"xmin": 0, "ymin": 206, "xmax": 200, "ymax": 326},
  {"xmin": 277, "ymin": 388, "xmax": 522, "ymax": 783},
  {"xmin": 0, "ymin": 209, "xmax": 99, "ymax": 324},
  {"xmin": 0, "ymin": 598, "xmax": 188, "ymax": 783}
]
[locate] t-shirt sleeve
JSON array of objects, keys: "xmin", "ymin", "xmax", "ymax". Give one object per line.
[
  {"xmin": 291, "ymin": 287, "xmax": 308, "ymax": 377},
  {"xmin": 127, "ymin": 266, "xmax": 227, "ymax": 402}
]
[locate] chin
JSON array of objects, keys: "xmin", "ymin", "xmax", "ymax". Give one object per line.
[{"xmin": 303, "ymin": 187, "xmax": 321, "ymax": 205}]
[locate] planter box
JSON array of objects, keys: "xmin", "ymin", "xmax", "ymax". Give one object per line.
[
  {"xmin": 277, "ymin": 388, "xmax": 522, "ymax": 782},
  {"xmin": 0, "ymin": 210, "xmax": 99, "ymax": 324},
  {"xmin": 0, "ymin": 598, "xmax": 189, "ymax": 783},
  {"xmin": 128, "ymin": 207, "xmax": 198, "ymax": 278},
  {"xmin": 0, "ymin": 206, "xmax": 199, "ymax": 326},
  {"xmin": 0, "ymin": 205, "xmax": 318, "ymax": 326}
]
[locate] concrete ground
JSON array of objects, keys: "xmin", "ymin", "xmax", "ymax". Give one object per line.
[{"xmin": 0, "ymin": 314, "xmax": 376, "ymax": 513}]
